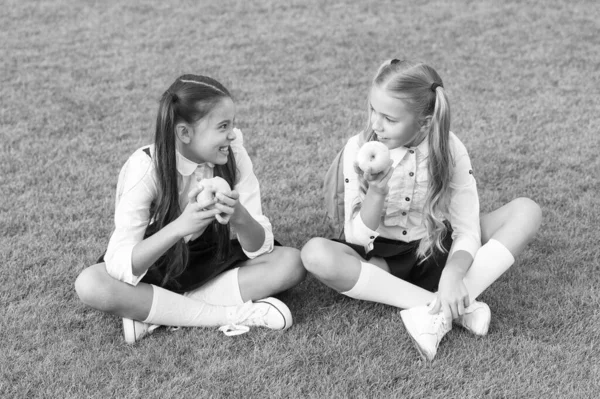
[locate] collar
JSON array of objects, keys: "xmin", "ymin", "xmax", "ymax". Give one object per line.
[
  {"xmin": 389, "ymin": 137, "xmax": 429, "ymax": 167},
  {"xmin": 176, "ymin": 150, "xmax": 214, "ymax": 176}
]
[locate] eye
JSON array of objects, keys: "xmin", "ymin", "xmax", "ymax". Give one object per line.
[
  {"xmin": 219, "ymin": 123, "xmax": 229, "ymax": 130},
  {"xmin": 385, "ymin": 116, "xmax": 397, "ymax": 123}
]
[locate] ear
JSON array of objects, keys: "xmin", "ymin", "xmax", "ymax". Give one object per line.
[
  {"xmin": 419, "ymin": 115, "xmax": 433, "ymax": 132},
  {"xmin": 175, "ymin": 123, "xmax": 192, "ymax": 144}
]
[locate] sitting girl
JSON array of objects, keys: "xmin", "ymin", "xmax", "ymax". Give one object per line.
[
  {"xmin": 302, "ymin": 59, "xmax": 541, "ymax": 361},
  {"xmin": 75, "ymin": 75, "xmax": 305, "ymax": 343}
]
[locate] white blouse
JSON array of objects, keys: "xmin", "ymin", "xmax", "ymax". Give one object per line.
[
  {"xmin": 343, "ymin": 132, "xmax": 481, "ymax": 259},
  {"xmin": 103, "ymin": 128, "xmax": 274, "ymax": 285}
]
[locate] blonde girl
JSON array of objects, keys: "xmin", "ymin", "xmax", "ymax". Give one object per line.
[{"xmin": 302, "ymin": 59, "xmax": 541, "ymax": 361}]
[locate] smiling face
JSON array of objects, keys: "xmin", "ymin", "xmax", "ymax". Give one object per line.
[
  {"xmin": 368, "ymin": 85, "xmax": 423, "ymax": 150},
  {"xmin": 180, "ymin": 97, "xmax": 236, "ymax": 165}
]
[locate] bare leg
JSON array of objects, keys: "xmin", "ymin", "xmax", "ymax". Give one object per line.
[
  {"xmin": 75, "ymin": 263, "xmax": 154, "ymax": 320},
  {"xmin": 75, "ymin": 264, "xmax": 236, "ymax": 327},
  {"xmin": 236, "ymin": 246, "xmax": 306, "ymax": 302},
  {"xmin": 480, "ymin": 197, "xmax": 542, "ymax": 254},
  {"xmin": 463, "ymin": 197, "xmax": 542, "ymax": 300},
  {"xmin": 301, "ymin": 237, "xmax": 435, "ymax": 309}
]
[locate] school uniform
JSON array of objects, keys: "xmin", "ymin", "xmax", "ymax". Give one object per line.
[
  {"xmin": 336, "ymin": 132, "xmax": 481, "ymax": 292},
  {"xmin": 100, "ymin": 128, "xmax": 274, "ymax": 294}
]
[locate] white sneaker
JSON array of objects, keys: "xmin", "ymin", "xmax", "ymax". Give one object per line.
[
  {"xmin": 219, "ymin": 297, "xmax": 293, "ymax": 336},
  {"xmin": 400, "ymin": 305, "xmax": 451, "ymax": 361},
  {"xmin": 454, "ymin": 301, "xmax": 491, "ymax": 336},
  {"xmin": 122, "ymin": 318, "xmax": 160, "ymax": 344}
]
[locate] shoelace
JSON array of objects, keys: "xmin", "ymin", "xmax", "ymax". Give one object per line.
[
  {"xmin": 432, "ymin": 314, "xmax": 450, "ymax": 340},
  {"xmin": 218, "ymin": 301, "xmax": 267, "ymax": 337}
]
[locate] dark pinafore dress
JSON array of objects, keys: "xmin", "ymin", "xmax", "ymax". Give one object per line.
[
  {"xmin": 97, "ymin": 148, "xmax": 254, "ymax": 294},
  {"xmin": 333, "ymin": 224, "xmax": 454, "ymax": 292},
  {"xmin": 98, "ymin": 223, "xmax": 250, "ymax": 294}
]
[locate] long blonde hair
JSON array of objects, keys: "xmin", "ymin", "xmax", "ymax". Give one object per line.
[{"xmin": 355, "ymin": 59, "xmax": 452, "ymax": 261}]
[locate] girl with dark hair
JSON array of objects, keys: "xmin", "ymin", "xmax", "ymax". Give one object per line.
[
  {"xmin": 302, "ymin": 60, "xmax": 541, "ymax": 361},
  {"xmin": 75, "ymin": 75, "xmax": 305, "ymax": 343}
]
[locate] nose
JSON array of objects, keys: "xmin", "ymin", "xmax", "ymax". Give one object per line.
[
  {"xmin": 227, "ymin": 128, "xmax": 236, "ymax": 141},
  {"xmin": 372, "ymin": 113, "xmax": 382, "ymax": 131}
]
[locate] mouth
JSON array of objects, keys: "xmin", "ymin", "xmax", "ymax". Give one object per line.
[{"xmin": 219, "ymin": 146, "xmax": 229, "ymax": 154}]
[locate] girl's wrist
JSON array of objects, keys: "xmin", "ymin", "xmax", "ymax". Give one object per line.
[
  {"xmin": 229, "ymin": 204, "xmax": 249, "ymax": 228},
  {"xmin": 168, "ymin": 217, "xmax": 189, "ymax": 240},
  {"xmin": 366, "ymin": 186, "xmax": 388, "ymax": 198},
  {"xmin": 441, "ymin": 266, "xmax": 466, "ymax": 282}
]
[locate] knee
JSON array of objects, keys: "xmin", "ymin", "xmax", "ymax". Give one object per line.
[
  {"xmin": 275, "ymin": 247, "xmax": 306, "ymax": 286},
  {"xmin": 300, "ymin": 238, "xmax": 338, "ymax": 278},
  {"xmin": 74, "ymin": 265, "xmax": 114, "ymax": 311},
  {"xmin": 511, "ymin": 197, "xmax": 543, "ymax": 233}
]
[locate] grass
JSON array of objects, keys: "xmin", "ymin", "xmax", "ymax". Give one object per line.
[{"xmin": 1, "ymin": 0, "xmax": 599, "ymax": 397}]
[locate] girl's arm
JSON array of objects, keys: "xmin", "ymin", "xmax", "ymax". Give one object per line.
[
  {"xmin": 432, "ymin": 136, "xmax": 481, "ymax": 318},
  {"xmin": 343, "ymin": 135, "xmax": 393, "ymax": 251},
  {"xmin": 215, "ymin": 129, "xmax": 274, "ymax": 256},
  {"xmin": 342, "ymin": 135, "xmax": 389, "ymax": 248},
  {"xmin": 359, "ymin": 166, "xmax": 394, "ymax": 230},
  {"xmin": 104, "ymin": 149, "xmax": 159, "ymax": 285},
  {"xmin": 104, "ymin": 148, "xmax": 219, "ymax": 284},
  {"xmin": 131, "ymin": 187, "xmax": 221, "ymax": 276},
  {"xmin": 218, "ymin": 191, "xmax": 266, "ymax": 253}
]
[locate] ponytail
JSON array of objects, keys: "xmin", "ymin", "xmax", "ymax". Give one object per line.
[
  {"xmin": 358, "ymin": 60, "xmax": 454, "ymax": 262},
  {"xmin": 417, "ymin": 84, "xmax": 452, "ymax": 261},
  {"xmin": 148, "ymin": 75, "xmax": 236, "ymax": 288}
]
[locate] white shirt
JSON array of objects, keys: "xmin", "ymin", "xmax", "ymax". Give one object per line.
[
  {"xmin": 104, "ymin": 128, "xmax": 274, "ymax": 285},
  {"xmin": 343, "ymin": 132, "xmax": 481, "ymax": 258}
]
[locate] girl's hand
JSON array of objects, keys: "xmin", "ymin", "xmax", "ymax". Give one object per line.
[
  {"xmin": 429, "ymin": 270, "xmax": 470, "ymax": 320},
  {"xmin": 213, "ymin": 190, "xmax": 241, "ymax": 225},
  {"xmin": 355, "ymin": 160, "xmax": 394, "ymax": 196},
  {"xmin": 175, "ymin": 186, "xmax": 220, "ymax": 237}
]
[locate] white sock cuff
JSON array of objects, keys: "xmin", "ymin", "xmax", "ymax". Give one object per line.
[
  {"xmin": 487, "ymin": 239, "xmax": 515, "ymax": 264},
  {"xmin": 143, "ymin": 284, "xmax": 161, "ymax": 324},
  {"xmin": 341, "ymin": 261, "xmax": 374, "ymax": 300}
]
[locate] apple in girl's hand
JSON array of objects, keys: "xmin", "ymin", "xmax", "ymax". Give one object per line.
[
  {"xmin": 356, "ymin": 141, "xmax": 391, "ymax": 174},
  {"xmin": 196, "ymin": 177, "xmax": 231, "ymax": 205}
]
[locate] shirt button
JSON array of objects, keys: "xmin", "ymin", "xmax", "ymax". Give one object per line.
[
  {"xmin": 345, "ymin": 178, "xmax": 349, "ymax": 183},
  {"xmin": 402, "ymin": 212, "xmax": 407, "ymax": 216},
  {"xmin": 469, "ymin": 170, "xmax": 473, "ymax": 174},
  {"xmin": 405, "ymin": 197, "xmax": 410, "ymax": 201},
  {"xmin": 402, "ymin": 230, "xmax": 407, "ymax": 235},
  {"xmin": 409, "ymin": 150, "xmax": 414, "ymax": 154},
  {"xmin": 409, "ymin": 172, "xmax": 414, "ymax": 177}
]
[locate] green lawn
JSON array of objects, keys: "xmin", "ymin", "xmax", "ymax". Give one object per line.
[{"xmin": 2, "ymin": 0, "xmax": 599, "ymax": 397}]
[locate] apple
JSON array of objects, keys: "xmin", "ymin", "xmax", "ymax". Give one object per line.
[
  {"xmin": 356, "ymin": 141, "xmax": 390, "ymax": 174},
  {"xmin": 196, "ymin": 176, "xmax": 231, "ymax": 205}
]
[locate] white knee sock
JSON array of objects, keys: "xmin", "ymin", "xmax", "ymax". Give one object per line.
[
  {"xmin": 463, "ymin": 239, "xmax": 515, "ymax": 301},
  {"xmin": 143, "ymin": 285, "xmax": 238, "ymax": 327},
  {"xmin": 184, "ymin": 268, "xmax": 244, "ymax": 306},
  {"xmin": 341, "ymin": 261, "xmax": 435, "ymax": 309}
]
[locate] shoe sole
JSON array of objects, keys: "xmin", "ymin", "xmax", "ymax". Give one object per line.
[
  {"xmin": 400, "ymin": 311, "xmax": 434, "ymax": 362},
  {"xmin": 256, "ymin": 297, "xmax": 293, "ymax": 331},
  {"xmin": 122, "ymin": 318, "xmax": 137, "ymax": 344}
]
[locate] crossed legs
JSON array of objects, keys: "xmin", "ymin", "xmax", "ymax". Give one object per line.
[
  {"xmin": 74, "ymin": 246, "xmax": 305, "ymax": 327},
  {"xmin": 301, "ymin": 197, "xmax": 542, "ymax": 309}
]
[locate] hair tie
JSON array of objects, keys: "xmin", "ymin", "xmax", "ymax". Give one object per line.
[
  {"xmin": 166, "ymin": 90, "xmax": 178, "ymax": 103},
  {"xmin": 391, "ymin": 59, "xmax": 400, "ymax": 65},
  {"xmin": 430, "ymin": 82, "xmax": 442, "ymax": 92}
]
